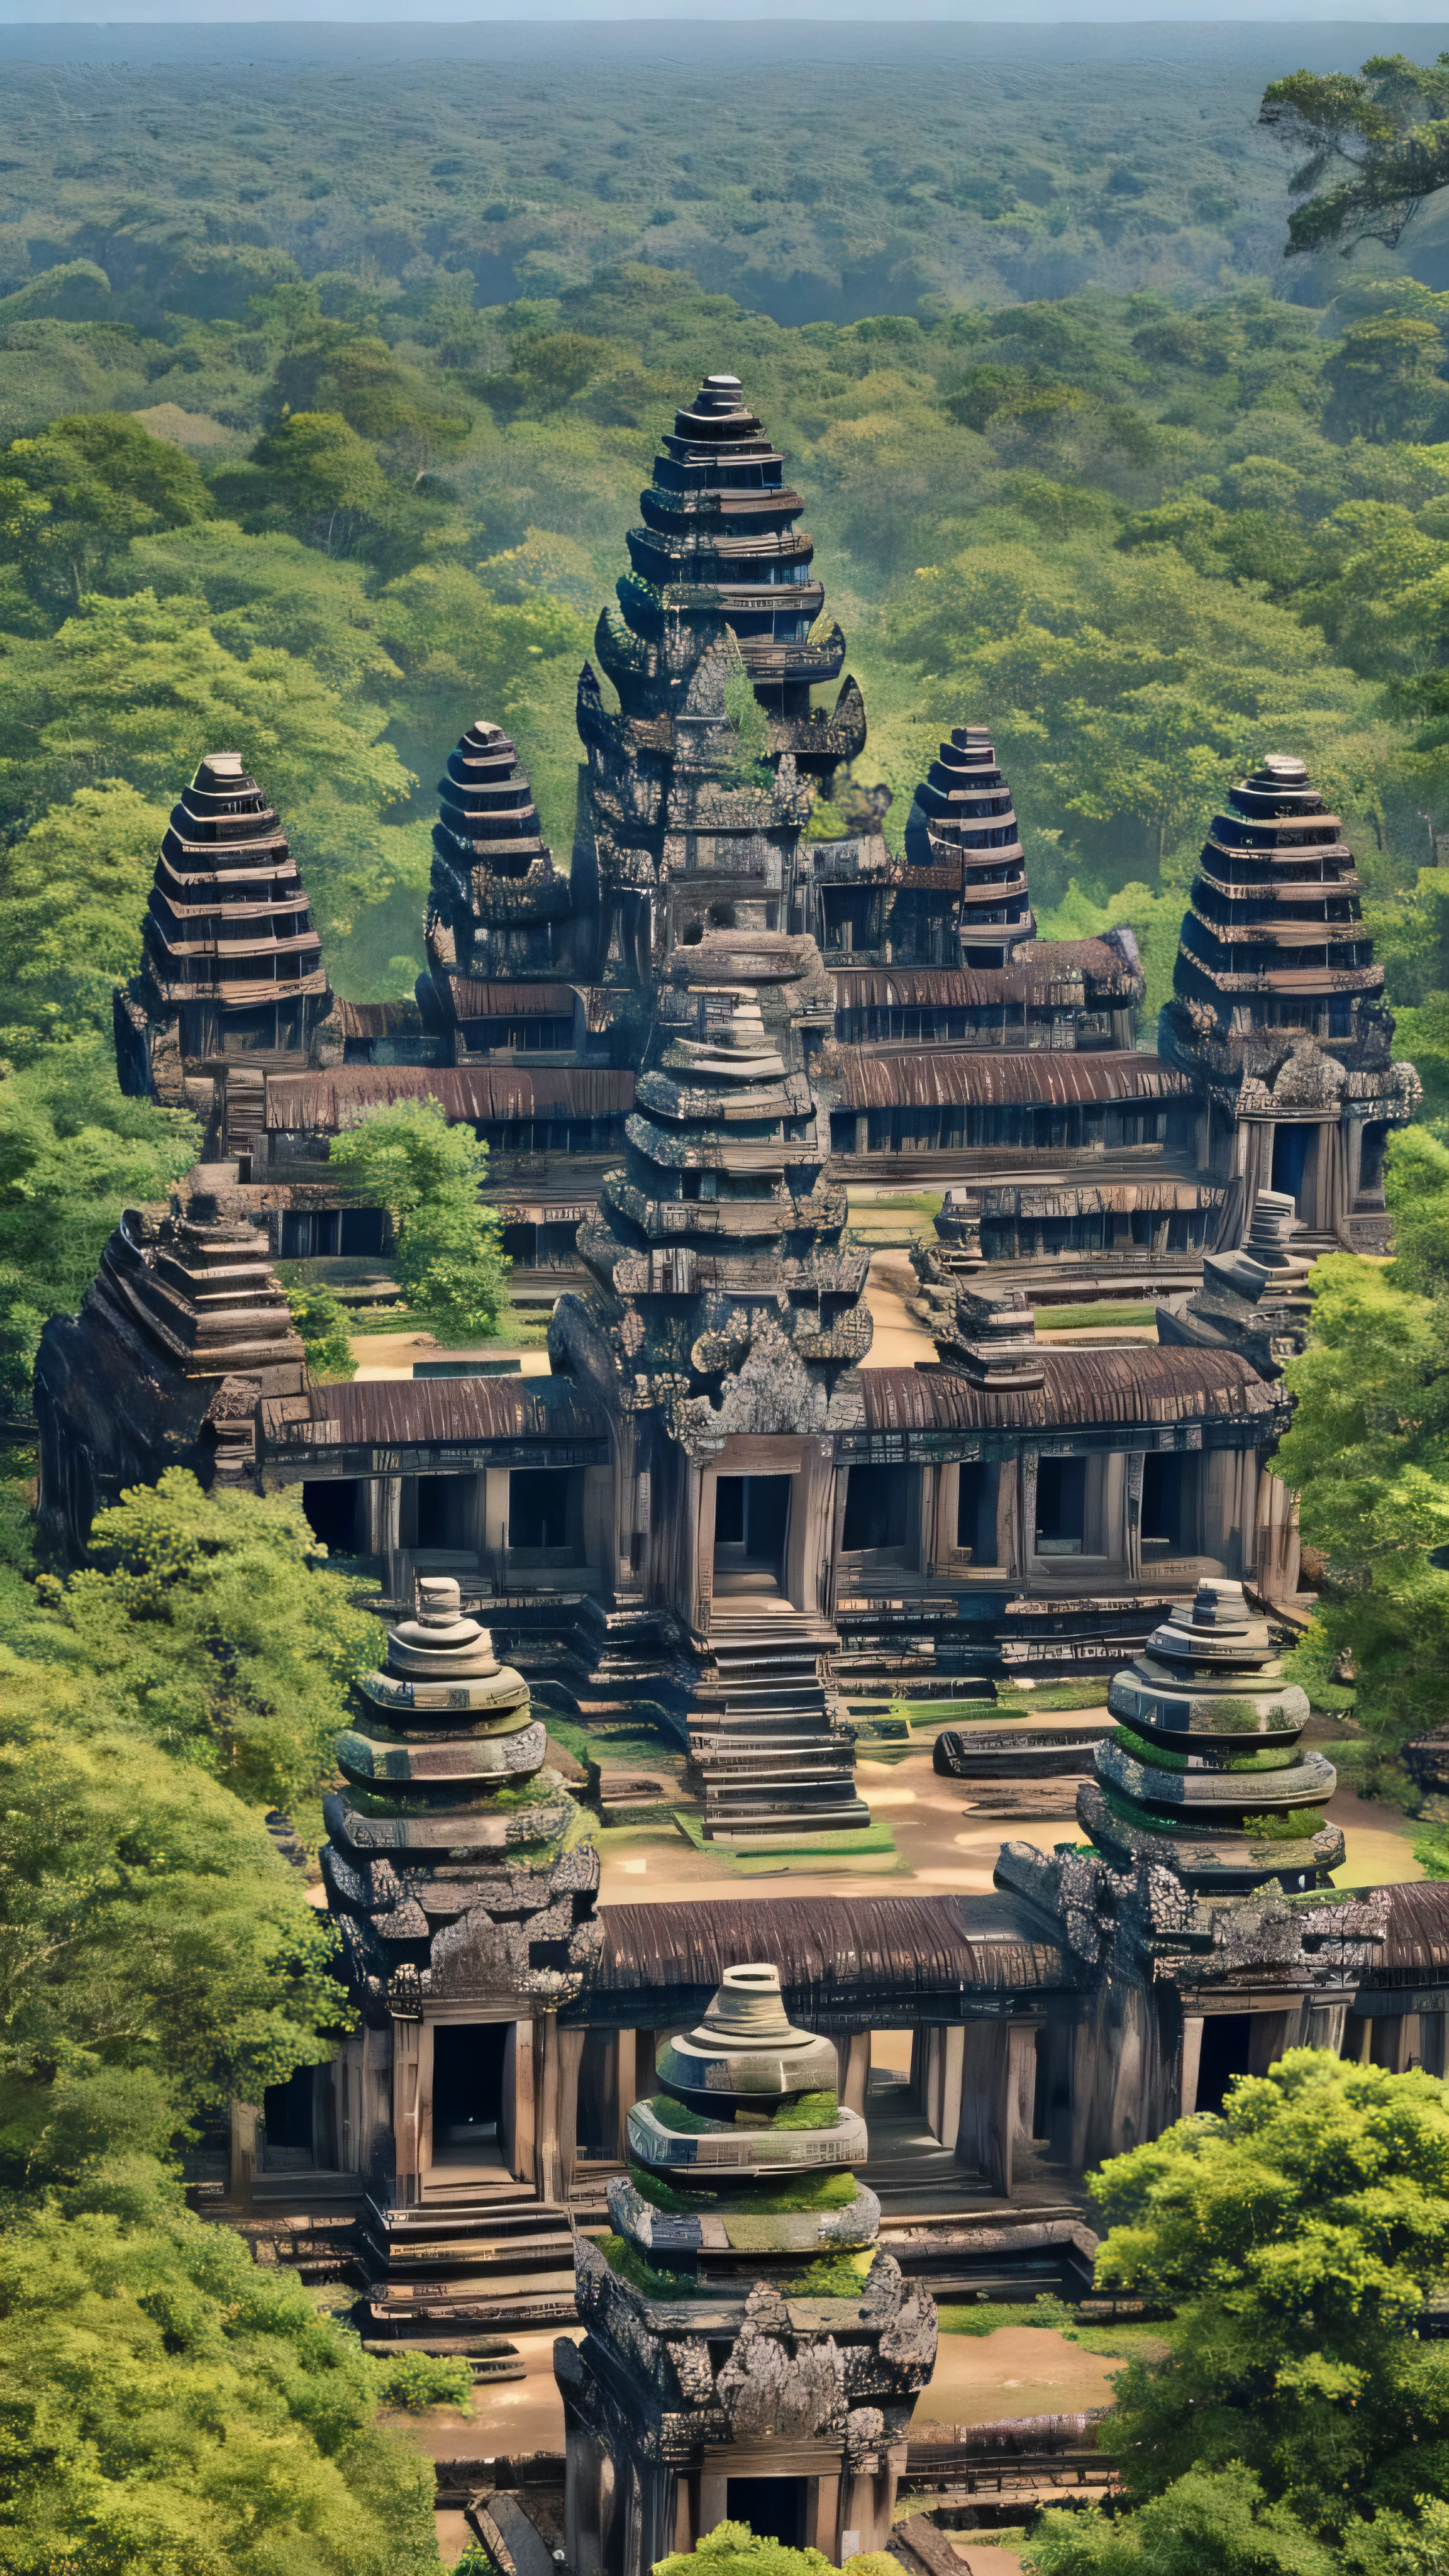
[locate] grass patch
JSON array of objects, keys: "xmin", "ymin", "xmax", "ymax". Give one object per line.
[
  {"xmin": 937, "ymin": 2294, "xmax": 1077, "ymax": 2335},
  {"xmin": 625, "ymin": 2160, "xmax": 857, "ymax": 2216},
  {"xmin": 1032, "ymin": 1303, "xmax": 1156, "ymax": 1332},
  {"xmin": 1110, "ymin": 1726, "xmax": 1293, "ymax": 1775},
  {"xmin": 936, "ymin": 2297, "xmax": 1172, "ymax": 2362},
  {"xmin": 673, "ymin": 1811, "xmax": 896, "ymax": 1860},
  {"xmin": 598, "ymin": 2232, "xmax": 700, "ymax": 2299},
  {"xmin": 776, "ymin": 2249, "xmax": 874, "ymax": 2296},
  {"xmin": 997, "ymin": 1681, "xmax": 1111, "ymax": 1712}
]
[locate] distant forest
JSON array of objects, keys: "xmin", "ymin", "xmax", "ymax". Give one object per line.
[{"xmin": 1, "ymin": 29, "xmax": 1448, "ymax": 1090}]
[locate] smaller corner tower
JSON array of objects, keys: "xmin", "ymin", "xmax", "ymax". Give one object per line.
[
  {"xmin": 1159, "ymin": 752, "xmax": 1420, "ymax": 1253},
  {"xmin": 116, "ymin": 750, "xmax": 331, "ymax": 1107}
]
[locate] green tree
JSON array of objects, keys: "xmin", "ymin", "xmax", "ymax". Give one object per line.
[
  {"xmin": 0, "ymin": 1649, "xmax": 345, "ymax": 2165},
  {"xmin": 1270, "ymin": 1128, "xmax": 1449, "ymax": 1785},
  {"xmin": 328, "ymin": 1097, "xmax": 508, "ymax": 1343},
  {"xmin": 211, "ymin": 409, "xmax": 392, "ymax": 556},
  {"xmin": 0, "ymin": 587, "xmax": 416, "ymax": 942},
  {"xmin": 23, "ymin": 1468, "xmax": 380, "ymax": 1813},
  {"xmin": 1026, "ymin": 2053, "xmax": 1449, "ymax": 2572},
  {"xmin": 0, "ymin": 1040, "xmax": 199, "ymax": 1413},
  {"xmin": 1322, "ymin": 314, "xmax": 1449, "ymax": 445},
  {"xmin": 0, "ymin": 2173, "xmax": 441, "ymax": 2576},
  {"xmin": 1260, "ymin": 53, "xmax": 1449, "ymax": 259},
  {"xmin": 282, "ymin": 1277, "xmax": 358, "ymax": 1385},
  {"xmin": 0, "ymin": 410, "xmax": 212, "ymax": 608},
  {"xmin": 653, "ymin": 2526, "xmax": 897, "ymax": 2576},
  {"xmin": 0, "ymin": 781, "xmax": 169, "ymax": 1057}
]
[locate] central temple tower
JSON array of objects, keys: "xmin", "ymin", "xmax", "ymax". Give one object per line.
[
  {"xmin": 550, "ymin": 928, "xmax": 874, "ymax": 1847},
  {"xmin": 576, "ymin": 374, "xmax": 863, "ymax": 992}
]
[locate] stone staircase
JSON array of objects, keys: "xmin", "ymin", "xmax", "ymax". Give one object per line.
[
  {"xmin": 358, "ymin": 2168, "xmax": 606, "ymax": 2340},
  {"xmin": 682, "ymin": 1609, "xmax": 870, "ymax": 1841},
  {"xmin": 219, "ymin": 1066, "xmax": 267, "ymax": 1175}
]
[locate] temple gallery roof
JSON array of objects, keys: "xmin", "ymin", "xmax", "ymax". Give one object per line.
[
  {"xmin": 859, "ymin": 1347, "xmax": 1281, "ymax": 1435},
  {"xmin": 261, "ymin": 1372, "xmax": 608, "ymax": 1458},
  {"xmin": 1360, "ymin": 1880, "xmax": 1449, "ymax": 1987},
  {"xmin": 832, "ymin": 1049, "xmax": 1191, "ymax": 1111},
  {"xmin": 264, "ymin": 1065, "xmax": 635, "ymax": 1131},
  {"xmin": 561, "ymin": 1892, "xmax": 1077, "ymax": 2026},
  {"xmin": 830, "ymin": 944, "xmax": 1140, "ymax": 1012}
]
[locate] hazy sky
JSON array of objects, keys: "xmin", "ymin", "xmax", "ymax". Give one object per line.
[{"xmin": 6, "ymin": 3, "xmax": 1449, "ymax": 22}]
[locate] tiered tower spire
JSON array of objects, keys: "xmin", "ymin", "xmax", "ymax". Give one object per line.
[
  {"xmin": 127, "ymin": 751, "xmax": 330, "ymax": 1097},
  {"xmin": 1169, "ymin": 753, "xmax": 1380, "ymax": 1042},
  {"xmin": 626, "ymin": 372, "xmax": 842, "ymax": 709},
  {"xmin": 1078, "ymin": 1578, "xmax": 1343, "ymax": 1893},
  {"xmin": 1160, "ymin": 752, "xmax": 1420, "ymax": 1254},
  {"xmin": 420, "ymin": 719, "xmax": 577, "ymax": 1042},
  {"xmin": 904, "ymin": 724, "xmax": 1036, "ymax": 970},
  {"xmin": 323, "ymin": 1575, "xmax": 598, "ymax": 2022}
]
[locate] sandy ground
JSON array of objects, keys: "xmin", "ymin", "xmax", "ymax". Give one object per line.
[
  {"xmin": 593, "ymin": 1745, "xmax": 1087, "ymax": 1909},
  {"xmin": 349, "ymin": 1331, "xmax": 552, "ymax": 1381},
  {"xmin": 915, "ymin": 2324, "xmax": 1127, "ymax": 2425}
]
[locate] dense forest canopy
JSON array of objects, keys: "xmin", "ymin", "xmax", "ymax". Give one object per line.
[{"xmin": 1, "ymin": 28, "xmax": 1448, "ymax": 1361}]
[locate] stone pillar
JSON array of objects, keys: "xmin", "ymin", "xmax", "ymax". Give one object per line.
[
  {"xmin": 836, "ymin": 2031, "xmax": 870, "ymax": 2118},
  {"xmin": 228, "ymin": 2099, "xmax": 260, "ymax": 2205},
  {"xmin": 391, "ymin": 2010, "xmax": 423, "ymax": 2206},
  {"xmin": 1179, "ymin": 2013, "xmax": 1204, "ymax": 2118},
  {"xmin": 1306, "ymin": 2002, "xmax": 1348, "ymax": 2057}
]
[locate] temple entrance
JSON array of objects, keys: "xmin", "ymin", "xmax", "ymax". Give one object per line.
[
  {"xmin": 302, "ymin": 1478, "xmax": 358, "ymax": 1555},
  {"xmin": 1141, "ymin": 1454, "xmax": 1199, "ymax": 1559},
  {"xmin": 1036, "ymin": 1457, "xmax": 1086, "ymax": 1557},
  {"xmin": 1270, "ymin": 1121, "xmax": 1314, "ymax": 1216},
  {"xmin": 726, "ymin": 2480, "xmax": 805, "ymax": 2548},
  {"xmin": 713, "ymin": 1475, "xmax": 791, "ymax": 1597},
  {"xmin": 1196, "ymin": 2014, "xmax": 1253, "ymax": 2115},
  {"xmin": 843, "ymin": 1462, "xmax": 913, "ymax": 1561},
  {"xmin": 432, "ymin": 2022, "xmax": 508, "ymax": 2158}
]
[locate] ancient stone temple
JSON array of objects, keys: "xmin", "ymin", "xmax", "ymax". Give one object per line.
[
  {"xmin": 35, "ymin": 1189, "xmax": 307, "ymax": 1550},
  {"xmin": 419, "ymin": 718, "xmax": 588, "ymax": 1057},
  {"xmin": 1077, "ymin": 1576, "xmax": 1341, "ymax": 1894},
  {"xmin": 557, "ymin": 1961, "xmax": 935, "ymax": 2576},
  {"xmin": 1158, "ymin": 752, "xmax": 1421, "ymax": 1252},
  {"xmin": 114, "ymin": 750, "xmax": 332, "ymax": 1108},
  {"xmin": 552, "ymin": 928, "xmax": 873, "ymax": 1841},
  {"xmin": 318, "ymin": 1575, "xmax": 601, "ymax": 2331},
  {"xmin": 577, "ymin": 374, "xmax": 860, "ymax": 990}
]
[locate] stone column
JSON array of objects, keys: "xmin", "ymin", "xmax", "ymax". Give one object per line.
[
  {"xmin": 228, "ymin": 2099, "xmax": 260, "ymax": 2205},
  {"xmin": 1179, "ymin": 2014, "xmax": 1204, "ymax": 2118},
  {"xmin": 391, "ymin": 2010, "xmax": 423, "ymax": 2206},
  {"xmin": 836, "ymin": 2031, "xmax": 870, "ymax": 2118}
]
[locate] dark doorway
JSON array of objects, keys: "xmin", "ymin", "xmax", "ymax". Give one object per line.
[
  {"xmin": 956, "ymin": 1461, "xmax": 1001, "ymax": 1563},
  {"xmin": 1141, "ymin": 1454, "xmax": 1187, "ymax": 1553},
  {"xmin": 1196, "ymin": 2014, "xmax": 1253, "ymax": 2115},
  {"xmin": 1271, "ymin": 1122, "xmax": 1313, "ymax": 1209},
  {"xmin": 714, "ymin": 1475, "xmax": 791, "ymax": 1594},
  {"xmin": 416, "ymin": 1475, "xmax": 468, "ymax": 1550},
  {"xmin": 262, "ymin": 2063, "xmax": 314, "ymax": 2158},
  {"xmin": 303, "ymin": 1479, "xmax": 358, "ymax": 1553},
  {"xmin": 843, "ymin": 1462, "xmax": 913, "ymax": 1553},
  {"xmin": 509, "ymin": 1468, "xmax": 574, "ymax": 1552},
  {"xmin": 726, "ymin": 2481, "xmax": 805, "ymax": 2548},
  {"xmin": 1036, "ymin": 1457, "xmax": 1086, "ymax": 1555},
  {"xmin": 339, "ymin": 1205, "xmax": 386, "ymax": 1255},
  {"xmin": 433, "ymin": 2023, "xmax": 508, "ymax": 2145}
]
